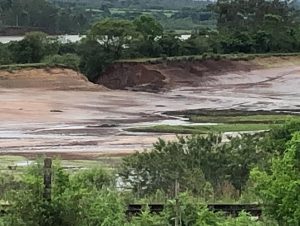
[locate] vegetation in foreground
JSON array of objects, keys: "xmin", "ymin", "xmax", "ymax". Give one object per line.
[{"xmin": 0, "ymin": 120, "xmax": 299, "ymax": 225}]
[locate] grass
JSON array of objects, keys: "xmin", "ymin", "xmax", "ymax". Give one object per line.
[
  {"xmin": 0, "ymin": 155, "xmax": 122, "ymax": 174},
  {"xmin": 60, "ymin": 157, "xmax": 122, "ymax": 172},
  {"xmin": 127, "ymin": 123, "xmax": 272, "ymax": 134},
  {"xmin": 118, "ymin": 52, "xmax": 300, "ymax": 63},
  {"xmin": 189, "ymin": 114, "xmax": 300, "ymax": 124},
  {"xmin": 127, "ymin": 111, "xmax": 300, "ymax": 134},
  {"xmin": 0, "ymin": 155, "xmax": 29, "ymax": 175},
  {"xmin": 0, "ymin": 63, "xmax": 73, "ymax": 71}
]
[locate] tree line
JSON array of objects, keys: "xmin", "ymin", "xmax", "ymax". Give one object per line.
[
  {"xmin": 0, "ymin": 0, "xmax": 92, "ymax": 34},
  {"xmin": 1, "ymin": 0, "xmax": 300, "ymax": 82}
]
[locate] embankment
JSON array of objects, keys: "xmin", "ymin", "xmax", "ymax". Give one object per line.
[
  {"xmin": 97, "ymin": 55, "xmax": 300, "ymax": 92},
  {"xmin": 0, "ymin": 67, "xmax": 105, "ymax": 91}
]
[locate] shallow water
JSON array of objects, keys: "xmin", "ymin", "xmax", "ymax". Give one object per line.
[
  {"xmin": 0, "ymin": 35, "xmax": 84, "ymax": 44},
  {"xmin": 0, "ymin": 34, "xmax": 190, "ymax": 44},
  {"xmin": 131, "ymin": 118, "xmax": 218, "ymax": 127}
]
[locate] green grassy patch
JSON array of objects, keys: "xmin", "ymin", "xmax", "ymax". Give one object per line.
[
  {"xmin": 0, "ymin": 155, "xmax": 29, "ymax": 175},
  {"xmin": 118, "ymin": 52, "xmax": 300, "ymax": 63},
  {"xmin": 0, "ymin": 63, "xmax": 74, "ymax": 71},
  {"xmin": 0, "ymin": 155, "xmax": 122, "ymax": 174},
  {"xmin": 127, "ymin": 123, "xmax": 272, "ymax": 134},
  {"xmin": 60, "ymin": 157, "xmax": 122, "ymax": 172},
  {"xmin": 127, "ymin": 111, "xmax": 300, "ymax": 134},
  {"xmin": 189, "ymin": 114, "xmax": 300, "ymax": 124}
]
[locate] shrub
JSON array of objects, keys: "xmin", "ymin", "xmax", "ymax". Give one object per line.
[{"xmin": 42, "ymin": 54, "xmax": 80, "ymax": 69}]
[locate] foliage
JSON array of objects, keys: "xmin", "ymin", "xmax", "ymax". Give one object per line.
[
  {"xmin": 42, "ymin": 54, "xmax": 80, "ymax": 69},
  {"xmin": 88, "ymin": 19, "xmax": 136, "ymax": 58},
  {"xmin": 0, "ymin": 43, "xmax": 12, "ymax": 65},
  {"xmin": 0, "ymin": 0, "xmax": 91, "ymax": 34},
  {"xmin": 163, "ymin": 193, "xmax": 265, "ymax": 226},
  {"xmin": 0, "ymin": 173, "xmax": 22, "ymax": 200},
  {"xmin": 126, "ymin": 206, "xmax": 168, "ymax": 226},
  {"xmin": 251, "ymin": 132, "xmax": 300, "ymax": 225},
  {"xmin": 8, "ymin": 32, "xmax": 57, "ymax": 64},
  {"xmin": 78, "ymin": 38, "xmax": 115, "ymax": 82},
  {"xmin": 70, "ymin": 167, "xmax": 112, "ymax": 190},
  {"xmin": 119, "ymin": 133, "xmax": 270, "ymax": 198},
  {"xmin": 134, "ymin": 15, "xmax": 163, "ymax": 41},
  {"xmin": 3, "ymin": 162, "xmax": 125, "ymax": 226},
  {"xmin": 261, "ymin": 120, "xmax": 300, "ymax": 155}
]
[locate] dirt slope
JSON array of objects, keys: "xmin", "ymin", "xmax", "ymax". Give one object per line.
[
  {"xmin": 97, "ymin": 59, "xmax": 259, "ymax": 91},
  {"xmin": 97, "ymin": 56, "xmax": 300, "ymax": 92},
  {"xmin": 0, "ymin": 68, "xmax": 105, "ymax": 91}
]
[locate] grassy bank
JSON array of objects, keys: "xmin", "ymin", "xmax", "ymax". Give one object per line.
[
  {"xmin": 0, "ymin": 63, "xmax": 75, "ymax": 71},
  {"xmin": 127, "ymin": 111, "xmax": 300, "ymax": 134},
  {"xmin": 118, "ymin": 52, "xmax": 300, "ymax": 63},
  {"xmin": 189, "ymin": 114, "xmax": 299, "ymax": 124},
  {"xmin": 127, "ymin": 123, "xmax": 272, "ymax": 134}
]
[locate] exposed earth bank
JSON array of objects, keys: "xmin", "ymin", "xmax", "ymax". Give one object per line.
[
  {"xmin": 0, "ymin": 67, "xmax": 105, "ymax": 90},
  {"xmin": 0, "ymin": 56, "xmax": 300, "ymax": 159},
  {"xmin": 97, "ymin": 56, "xmax": 300, "ymax": 92}
]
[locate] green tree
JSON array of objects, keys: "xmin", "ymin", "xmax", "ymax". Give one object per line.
[
  {"xmin": 0, "ymin": 43, "xmax": 12, "ymax": 65},
  {"xmin": 131, "ymin": 16, "xmax": 163, "ymax": 57},
  {"xmin": 134, "ymin": 15, "xmax": 163, "ymax": 41},
  {"xmin": 8, "ymin": 32, "xmax": 57, "ymax": 63},
  {"xmin": 71, "ymin": 167, "xmax": 112, "ymax": 190},
  {"xmin": 78, "ymin": 38, "xmax": 115, "ymax": 82},
  {"xmin": 261, "ymin": 120, "xmax": 300, "ymax": 156},
  {"xmin": 119, "ymin": 133, "xmax": 268, "ymax": 198},
  {"xmin": 89, "ymin": 19, "xmax": 136, "ymax": 58},
  {"xmin": 158, "ymin": 32, "xmax": 182, "ymax": 56},
  {"xmin": 4, "ymin": 160, "xmax": 125, "ymax": 226},
  {"xmin": 251, "ymin": 132, "xmax": 300, "ymax": 225}
]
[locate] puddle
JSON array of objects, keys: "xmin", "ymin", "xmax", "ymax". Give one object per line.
[
  {"xmin": 131, "ymin": 118, "xmax": 218, "ymax": 127},
  {"xmin": 0, "ymin": 131, "xmax": 29, "ymax": 139}
]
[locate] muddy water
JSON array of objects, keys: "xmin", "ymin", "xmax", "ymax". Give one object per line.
[{"xmin": 0, "ymin": 64, "xmax": 300, "ymax": 159}]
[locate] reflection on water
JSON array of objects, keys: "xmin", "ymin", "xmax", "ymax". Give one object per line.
[
  {"xmin": 131, "ymin": 118, "xmax": 218, "ymax": 127},
  {"xmin": 0, "ymin": 35, "xmax": 85, "ymax": 44},
  {"xmin": 0, "ymin": 34, "xmax": 191, "ymax": 44}
]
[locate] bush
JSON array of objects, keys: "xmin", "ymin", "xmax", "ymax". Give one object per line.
[
  {"xmin": 3, "ymin": 160, "xmax": 125, "ymax": 226},
  {"xmin": 42, "ymin": 54, "xmax": 80, "ymax": 69},
  {"xmin": 251, "ymin": 132, "xmax": 300, "ymax": 225},
  {"xmin": 119, "ymin": 133, "xmax": 269, "ymax": 198},
  {"xmin": 8, "ymin": 32, "xmax": 57, "ymax": 64},
  {"xmin": 71, "ymin": 167, "xmax": 112, "ymax": 190},
  {"xmin": 0, "ymin": 43, "xmax": 12, "ymax": 65}
]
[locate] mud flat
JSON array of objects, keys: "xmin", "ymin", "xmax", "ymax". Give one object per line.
[{"xmin": 0, "ymin": 56, "xmax": 300, "ymax": 160}]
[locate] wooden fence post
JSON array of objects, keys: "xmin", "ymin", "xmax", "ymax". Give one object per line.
[{"xmin": 43, "ymin": 158, "xmax": 52, "ymax": 202}]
